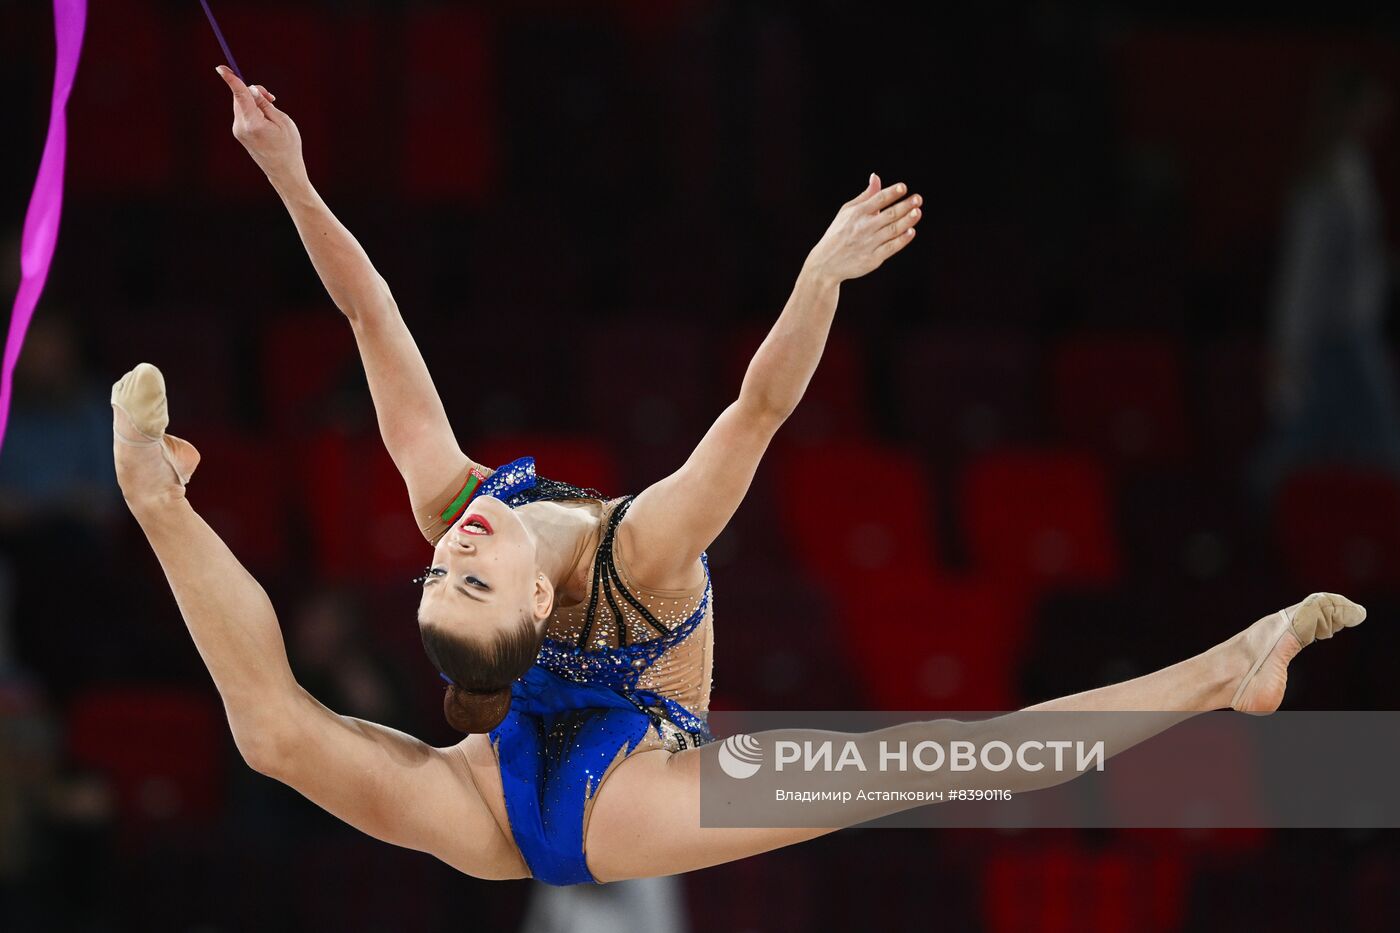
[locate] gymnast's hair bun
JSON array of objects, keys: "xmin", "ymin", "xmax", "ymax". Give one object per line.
[{"xmin": 444, "ymin": 684, "xmax": 512, "ymax": 734}]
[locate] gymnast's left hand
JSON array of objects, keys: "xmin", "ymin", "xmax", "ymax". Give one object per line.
[
  {"xmin": 802, "ymin": 174, "xmax": 923, "ymax": 284},
  {"xmin": 215, "ymin": 65, "xmax": 306, "ymax": 186}
]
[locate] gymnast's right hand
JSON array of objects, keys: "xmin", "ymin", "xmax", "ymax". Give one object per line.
[
  {"xmin": 803, "ymin": 174, "xmax": 922, "ymax": 284},
  {"xmin": 215, "ymin": 65, "xmax": 305, "ymax": 186}
]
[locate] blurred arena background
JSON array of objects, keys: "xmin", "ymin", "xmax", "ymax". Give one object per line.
[{"xmin": 3, "ymin": 1, "xmax": 1400, "ymax": 930}]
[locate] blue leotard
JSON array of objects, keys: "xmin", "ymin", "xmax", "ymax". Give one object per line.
[{"xmin": 455, "ymin": 457, "xmax": 714, "ymax": 885}]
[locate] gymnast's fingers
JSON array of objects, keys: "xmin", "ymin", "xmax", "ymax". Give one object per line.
[
  {"xmin": 873, "ymin": 193, "xmax": 918, "ymax": 238},
  {"xmin": 215, "ymin": 65, "xmax": 258, "ymax": 120},
  {"xmin": 880, "ymin": 204, "xmax": 921, "ymax": 242},
  {"xmin": 867, "ymin": 180, "xmax": 908, "ymax": 213},
  {"xmin": 873, "ymin": 223, "xmax": 917, "ymax": 264},
  {"xmin": 249, "ymin": 85, "xmax": 284, "ymax": 122}
]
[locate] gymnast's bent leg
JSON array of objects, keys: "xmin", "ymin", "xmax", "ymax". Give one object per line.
[
  {"xmin": 111, "ymin": 364, "xmax": 523, "ymax": 880},
  {"xmin": 584, "ymin": 593, "xmax": 1363, "ymax": 882}
]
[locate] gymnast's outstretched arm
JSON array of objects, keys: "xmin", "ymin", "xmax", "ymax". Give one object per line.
[
  {"xmin": 215, "ymin": 67, "xmax": 474, "ymax": 507},
  {"xmin": 621, "ymin": 176, "xmax": 922, "ymax": 585}
]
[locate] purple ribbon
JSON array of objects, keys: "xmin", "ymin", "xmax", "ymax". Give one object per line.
[
  {"xmin": 199, "ymin": 0, "xmax": 243, "ymax": 82},
  {"xmin": 0, "ymin": 0, "xmax": 87, "ymax": 456}
]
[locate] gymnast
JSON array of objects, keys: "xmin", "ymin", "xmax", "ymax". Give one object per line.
[{"xmin": 107, "ymin": 65, "xmax": 1367, "ymax": 885}]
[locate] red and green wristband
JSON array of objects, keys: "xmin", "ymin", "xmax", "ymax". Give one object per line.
[{"xmin": 440, "ymin": 467, "xmax": 490, "ymax": 526}]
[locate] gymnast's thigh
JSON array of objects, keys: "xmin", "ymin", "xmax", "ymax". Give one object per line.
[
  {"xmin": 583, "ymin": 744, "xmax": 837, "ymax": 883},
  {"xmin": 460, "ymin": 732, "xmax": 531, "ymax": 879}
]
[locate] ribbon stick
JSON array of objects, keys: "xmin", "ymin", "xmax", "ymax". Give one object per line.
[
  {"xmin": 0, "ymin": 0, "xmax": 87, "ymax": 456},
  {"xmin": 199, "ymin": 0, "xmax": 243, "ymax": 82}
]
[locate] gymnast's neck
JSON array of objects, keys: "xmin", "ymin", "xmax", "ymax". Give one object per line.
[{"xmin": 517, "ymin": 500, "xmax": 600, "ymax": 602}]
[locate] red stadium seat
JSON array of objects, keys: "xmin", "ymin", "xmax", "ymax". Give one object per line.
[
  {"xmin": 299, "ymin": 428, "xmax": 424, "ymax": 583},
  {"xmin": 67, "ymin": 687, "xmax": 225, "ymax": 835},
  {"xmin": 893, "ymin": 328, "xmax": 1043, "ymax": 462},
  {"xmin": 775, "ymin": 443, "xmax": 940, "ymax": 589},
  {"xmin": 961, "ymin": 449, "xmax": 1120, "ymax": 593},
  {"xmin": 775, "ymin": 442, "xmax": 1035, "ymax": 710},
  {"xmin": 834, "ymin": 571, "xmax": 1030, "ymax": 712},
  {"xmin": 1276, "ymin": 467, "xmax": 1400, "ymax": 592},
  {"xmin": 1052, "ymin": 336, "xmax": 1190, "ymax": 468}
]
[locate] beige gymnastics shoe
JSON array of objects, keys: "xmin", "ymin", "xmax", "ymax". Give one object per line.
[
  {"xmin": 1230, "ymin": 592, "xmax": 1366, "ymax": 714},
  {"xmin": 111, "ymin": 363, "xmax": 200, "ymax": 489}
]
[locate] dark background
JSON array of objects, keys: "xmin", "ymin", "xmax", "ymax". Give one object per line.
[{"xmin": 3, "ymin": 1, "xmax": 1400, "ymax": 930}]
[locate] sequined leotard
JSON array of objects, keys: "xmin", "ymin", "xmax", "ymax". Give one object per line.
[{"xmin": 416, "ymin": 456, "xmax": 715, "ymax": 885}]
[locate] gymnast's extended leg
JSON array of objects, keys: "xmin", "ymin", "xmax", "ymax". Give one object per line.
[
  {"xmin": 111, "ymin": 364, "xmax": 523, "ymax": 880},
  {"xmin": 586, "ymin": 593, "xmax": 1363, "ymax": 881}
]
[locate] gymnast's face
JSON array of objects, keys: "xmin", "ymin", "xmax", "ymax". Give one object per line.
[{"xmin": 417, "ymin": 496, "xmax": 554, "ymax": 637}]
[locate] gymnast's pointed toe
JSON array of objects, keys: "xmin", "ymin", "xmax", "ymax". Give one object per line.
[
  {"xmin": 111, "ymin": 363, "xmax": 200, "ymax": 493},
  {"xmin": 1289, "ymin": 592, "xmax": 1366, "ymax": 647},
  {"xmin": 111, "ymin": 362, "xmax": 170, "ymax": 443}
]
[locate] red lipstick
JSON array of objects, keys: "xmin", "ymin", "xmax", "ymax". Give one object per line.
[{"xmin": 460, "ymin": 512, "xmax": 493, "ymax": 535}]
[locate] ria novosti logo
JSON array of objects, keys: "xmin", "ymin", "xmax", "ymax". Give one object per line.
[
  {"xmin": 718, "ymin": 734, "xmax": 764, "ymax": 779},
  {"xmin": 716, "ymin": 734, "xmax": 1107, "ymax": 780}
]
